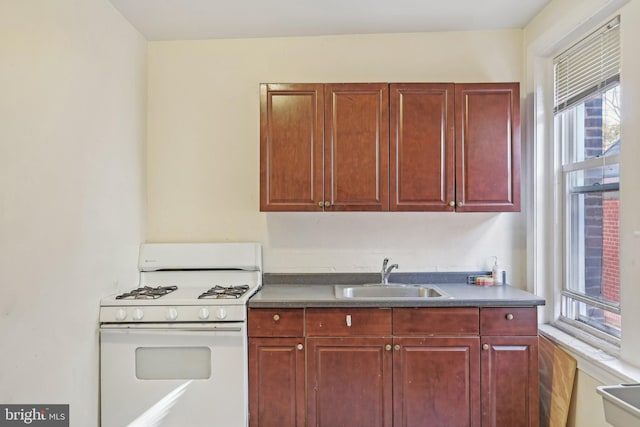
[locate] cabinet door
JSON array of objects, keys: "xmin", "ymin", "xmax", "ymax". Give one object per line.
[
  {"xmin": 390, "ymin": 83, "xmax": 455, "ymax": 211},
  {"xmin": 249, "ymin": 337, "xmax": 305, "ymax": 427},
  {"xmin": 481, "ymin": 336, "xmax": 539, "ymax": 427},
  {"xmin": 393, "ymin": 337, "xmax": 480, "ymax": 427},
  {"xmin": 324, "ymin": 83, "xmax": 389, "ymax": 211},
  {"xmin": 454, "ymin": 83, "xmax": 521, "ymax": 212},
  {"xmin": 307, "ymin": 337, "xmax": 393, "ymax": 427},
  {"xmin": 260, "ymin": 83, "xmax": 324, "ymax": 211}
]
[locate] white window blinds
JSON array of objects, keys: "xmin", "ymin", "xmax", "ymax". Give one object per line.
[{"xmin": 554, "ymin": 16, "xmax": 620, "ymax": 113}]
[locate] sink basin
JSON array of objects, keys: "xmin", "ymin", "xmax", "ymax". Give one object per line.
[
  {"xmin": 334, "ymin": 284, "xmax": 450, "ymax": 299},
  {"xmin": 597, "ymin": 384, "xmax": 640, "ymax": 427}
]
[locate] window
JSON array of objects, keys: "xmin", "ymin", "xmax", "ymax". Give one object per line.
[{"xmin": 553, "ymin": 17, "xmax": 621, "ymax": 343}]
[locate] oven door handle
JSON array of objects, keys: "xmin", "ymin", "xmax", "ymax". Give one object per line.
[{"xmin": 100, "ymin": 324, "xmax": 243, "ymax": 332}]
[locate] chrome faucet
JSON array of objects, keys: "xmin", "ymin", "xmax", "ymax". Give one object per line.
[{"xmin": 380, "ymin": 258, "xmax": 399, "ymax": 285}]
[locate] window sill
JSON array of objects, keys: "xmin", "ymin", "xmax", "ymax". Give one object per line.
[{"xmin": 539, "ymin": 324, "xmax": 640, "ymax": 385}]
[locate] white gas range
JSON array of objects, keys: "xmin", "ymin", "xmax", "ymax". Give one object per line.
[{"xmin": 99, "ymin": 242, "xmax": 261, "ymax": 427}]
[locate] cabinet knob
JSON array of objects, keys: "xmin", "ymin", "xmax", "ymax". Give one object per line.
[
  {"xmin": 506, "ymin": 313, "xmax": 514, "ymax": 320},
  {"xmin": 324, "ymin": 201, "xmax": 331, "ymax": 208},
  {"xmin": 385, "ymin": 344, "xmax": 392, "ymax": 351},
  {"xmin": 394, "ymin": 344, "xmax": 400, "ymax": 351},
  {"xmin": 449, "ymin": 201, "xmax": 455, "ymax": 207},
  {"xmin": 318, "ymin": 201, "xmax": 325, "ymax": 208},
  {"xmin": 273, "ymin": 314, "xmax": 280, "ymax": 322},
  {"xmin": 482, "ymin": 343, "xmax": 490, "ymax": 351},
  {"xmin": 457, "ymin": 201, "xmax": 463, "ymax": 207},
  {"xmin": 346, "ymin": 314, "xmax": 352, "ymax": 327},
  {"xmin": 297, "ymin": 343, "xmax": 304, "ymax": 351}
]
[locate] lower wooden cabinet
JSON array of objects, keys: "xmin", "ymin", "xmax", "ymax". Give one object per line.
[
  {"xmin": 393, "ymin": 337, "xmax": 480, "ymax": 427},
  {"xmin": 307, "ymin": 337, "xmax": 393, "ymax": 427},
  {"xmin": 249, "ymin": 338, "xmax": 305, "ymax": 427},
  {"xmin": 248, "ymin": 306, "xmax": 538, "ymax": 427},
  {"xmin": 248, "ymin": 308, "xmax": 305, "ymax": 427},
  {"xmin": 480, "ymin": 336, "xmax": 539, "ymax": 427},
  {"xmin": 480, "ymin": 307, "xmax": 539, "ymax": 427}
]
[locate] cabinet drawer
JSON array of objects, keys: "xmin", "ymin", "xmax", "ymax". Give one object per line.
[
  {"xmin": 248, "ymin": 308, "xmax": 304, "ymax": 337},
  {"xmin": 393, "ymin": 307, "xmax": 479, "ymax": 335},
  {"xmin": 306, "ymin": 308, "xmax": 392, "ymax": 336},
  {"xmin": 480, "ymin": 307, "xmax": 537, "ymax": 336}
]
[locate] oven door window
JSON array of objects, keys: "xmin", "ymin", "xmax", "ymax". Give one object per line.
[{"xmin": 135, "ymin": 347, "xmax": 211, "ymax": 380}]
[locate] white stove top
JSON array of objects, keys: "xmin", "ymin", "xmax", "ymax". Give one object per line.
[
  {"xmin": 100, "ymin": 242, "xmax": 262, "ymax": 324},
  {"xmin": 101, "ymin": 271, "xmax": 260, "ymax": 305}
]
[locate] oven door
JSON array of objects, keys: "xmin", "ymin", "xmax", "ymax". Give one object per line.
[{"xmin": 100, "ymin": 323, "xmax": 248, "ymax": 427}]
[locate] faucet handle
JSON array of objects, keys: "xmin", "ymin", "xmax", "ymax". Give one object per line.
[{"xmin": 382, "ymin": 258, "xmax": 389, "ymax": 271}]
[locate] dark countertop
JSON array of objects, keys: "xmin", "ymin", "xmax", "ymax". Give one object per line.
[{"xmin": 249, "ymin": 273, "xmax": 545, "ymax": 308}]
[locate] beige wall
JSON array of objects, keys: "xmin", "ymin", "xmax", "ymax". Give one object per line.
[
  {"xmin": 0, "ymin": 0, "xmax": 146, "ymax": 424},
  {"xmin": 147, "ymin": 30, "xmax": 528, "ymax": 279},
  {"xmin": 567, "ymin": 371, "xmax": 608, "ymax": 427}
]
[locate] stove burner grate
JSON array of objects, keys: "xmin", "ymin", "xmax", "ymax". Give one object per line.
[
  {"xmin": 198, "ymin": 284, "xmax": 250, "ymax": 299},
  {"xmin": 115, "ymin": 285, "xmax": 178, "ymax": 300}
]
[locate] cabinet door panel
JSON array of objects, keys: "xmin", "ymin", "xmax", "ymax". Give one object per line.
[
  {"xmin": 325, "ymin": 83, "xmax": 389, "ymax": 211},
  {"xmin": 393, "ymin": 337, "xmax": 480, "ymax": 427},
  {"xmin": 307, "ymin": 337, "xmax": 393, "ymax": 427},
  {"xmin": 455, "ymin": 83, "xmax": 520, "ymax": 212},
  {"xmin": 481, "ymin": 336, "xmax": 539, "ymax": 427},
  {"xmin": 260, "ymin": 83, "xmax": 324, "ymax": 211},
  {"xmin": 249, "ymin": 338, "xmax": 305, "ymax": 427},
  {"xmin": 390, "ymin": 83, "xmax": 455, "ymax": 211}
]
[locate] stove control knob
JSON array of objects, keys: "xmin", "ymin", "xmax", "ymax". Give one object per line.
[
  {"xmin": 132, "ymin": 308, "xmax": 144, "ymax": 321},
  {"xmin": 166, "ymin": 307, "xmax": 178, "ymax": 321},
  {"xmin": 115, "ymin": 308, "xmax": 127, "ymax": 321},
  {"xmin": 215, "ymin": 308, "xmax": 227, "ymax": 320},
  {"xmin": 198, "ymin": 308, "xmax": 210, "ymax": 320}
]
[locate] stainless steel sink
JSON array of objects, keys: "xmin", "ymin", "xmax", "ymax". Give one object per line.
[{"xmin": 334, "ymin": 284, "xmax": 451, "ymax": 299}]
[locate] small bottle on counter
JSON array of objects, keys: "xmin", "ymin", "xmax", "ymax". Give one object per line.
[{"xmin": 492, "ymin": 256, "xmax": 506, "ymax": 285}]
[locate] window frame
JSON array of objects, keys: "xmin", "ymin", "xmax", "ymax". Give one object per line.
[
  {"xmin": 554, "ymin": 98, "xmax": 622, "ymax": 345},
  {"xmin": 526, "ymin": 0, "xmax": 640, "ymax": 384},
  {"xmin": 543, "ymin": 15, "xmax": 623, "ymax": 351}
]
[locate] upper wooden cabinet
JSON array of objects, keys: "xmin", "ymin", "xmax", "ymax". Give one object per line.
[
  {"xmin": 260, "ymin": 82, "xmax": 520, "ymax": 212},
  {"xmin": 260, "ymin": 83, "xmax": 388, "ymax": 212},
  {"xmin": 455, "ymin": 83, "xmax": 521, "ymax": 212},
  {"xmin": 390, "ymin": 83, "xmax": 455, "ymax": 211},
  {"xmin": 260, "ymin": 84, "xmax": 324, "ymax": 211},
  {"xmin": 324, "ymin": 84, "xmax": 389, "ymax": 211}
]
